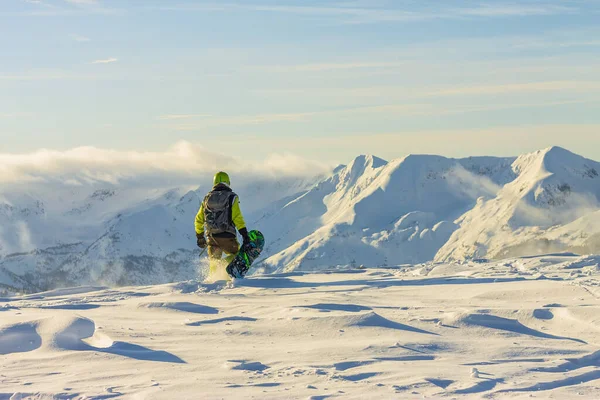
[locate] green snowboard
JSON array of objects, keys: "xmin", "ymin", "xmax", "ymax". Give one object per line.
[{"xmin": 226, "ymin": 230, "xmax": 265, "ymax": 278}]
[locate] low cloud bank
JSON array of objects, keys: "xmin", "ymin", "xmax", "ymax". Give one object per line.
[{"xmin": 0, "ymin": 141, "xmax": 332, "ymax": 188}]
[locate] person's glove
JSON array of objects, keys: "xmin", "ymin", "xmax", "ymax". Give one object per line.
[
  {"xmin": 196, "ymin": 233, "xmax": 207, "ymax": 249},
  {"xmin": 239, "ymin": 228, "xmax": 252, "ymax": 252}
]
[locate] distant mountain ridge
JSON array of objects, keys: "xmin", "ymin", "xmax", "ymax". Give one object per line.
[{"xmin": 1, "ymin": 146, "xmax": 599, "ymax": 293}]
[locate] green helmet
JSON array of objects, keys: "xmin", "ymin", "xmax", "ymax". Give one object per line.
[{"xmin": 213, "ymin": 171, "xmax": 230, "ymax": 187}]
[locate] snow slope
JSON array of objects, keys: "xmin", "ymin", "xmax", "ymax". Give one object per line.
[{"xmin": 1, "ymin": 255, "xmax": 599, "ymax": 399}]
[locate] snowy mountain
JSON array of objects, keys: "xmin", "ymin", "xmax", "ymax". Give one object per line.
[
  {"xmin": 1, "ymin": 146, "xmax": 599, "ymax": 292},
  {"xmin": 255, "ymin": 154, "xmax": 516, "ymax": 271},
  {"xmin": 436, "ymin": 147, "xmax": 600, "ymax": 261},
  {"xmin": 0, "ymin": 176, "xmax": 317, "ymax": 293},
  {"xmin": 255, "ymin": 146, "xmax": 600, "ymax": 271}
]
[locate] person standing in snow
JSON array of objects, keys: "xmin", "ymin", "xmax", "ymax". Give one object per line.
[{"xmin": 195, "ymin": 171, "xmax": 250, "ymax": 275}]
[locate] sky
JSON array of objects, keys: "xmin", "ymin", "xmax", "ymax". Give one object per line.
[{"xmin": 1, "ymin": 0, "xmax": 600, "ymax": 165}]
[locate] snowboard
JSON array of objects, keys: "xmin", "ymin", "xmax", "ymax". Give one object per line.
[{"xmin": 226, "ymin": 230, "xmax": 265, "ymax": 279}]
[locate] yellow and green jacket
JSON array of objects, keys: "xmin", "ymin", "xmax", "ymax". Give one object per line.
[{"xmin": 195, "ymin": 184, "xmax": 246, "ymax": 237}]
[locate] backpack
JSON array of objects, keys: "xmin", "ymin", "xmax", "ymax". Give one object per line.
[{"xmin": 204, "ymin": 189, "xmax": 237, "ymax": 236}]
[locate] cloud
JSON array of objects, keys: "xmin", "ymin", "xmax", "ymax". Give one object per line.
[
  {"xmin": 426, "ymin": 81, "xmax": 600, "ymax": 97},
  {"xmin": 0, "ymin": 112, "xmax": 33, "ymax": 118},
  {"xmin": 164, "ymin": 98, "xmax": 597, "ymax": 130},
  {"xmin": 153, "ymin": 3, "xmax": 423, "ymax": 22},
  {"xmin": 71, "ymin": 34, "xmax": 91, "ymax": 42},
  {"xmin": 9, "ymin": 0, "xmax": 121, "ymax": 16},
  {"xmin": 252, "ymin": 61, "xmax": 406, "ymax": 72},
  {"xmin": 0, "ymin": 141, "xmax": 332, "ymax": 187},
  {"xmin": 64, "ymin": 0, "xmax": 98, "ymax": 5},
  {"xmin": 171, "ymin": 112, "xmax": 317, "ymax": 130},
  {"xmin": 169, "ymin": 106, "xmax": 435, "ymax": 130},
  {"xmin": 13, "ymin": 1, "xmax": 590, "ymax": 20},
  {"xmin": 0, "ymin": 71, "xmax": 97, "ymax": 81},
  {"xmin": 445, "ymin": 164, "xmax": 503, "ymax": 200},
  {"xmin": 256, "ymin": 80, "xmax": 600, "ymax": 98},
  {"xmin": 91, "ymin": 57, "xmax": 118, "ymax": 64},
  {"xmin": 153, "ymin": 2, "xmax": 582, "ymax": 24},
  {"xmin": 457, "ymin": 4, "xmax": 575, "ymax": 17},
  {"xmin": 157, "ymin": 114, "xmax": 212, "ymax": 121}
]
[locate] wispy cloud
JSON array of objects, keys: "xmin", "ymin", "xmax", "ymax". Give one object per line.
[
  {"xmin": 425, "ymin": 81, "xmax": 600, "ymax": 97},
  {"xmin": 457, "ymin": 3, "xmax": 576, "ymax": 17},
  {"xmin": 10, "ymin": 1, "xmax": 591, "ymax": 21},
  {"xmin": 172, "ymin": 112, "xmax": 316, "ymax": 130},
  {"xmin": 252, "ymin": 61, "xmax": 406, "ymax": 72},
  {"xmin": 0, "ymin": 112, "xmax": 33, "ymax": 118},
  {"xmin": 20, "ymin": 0, "xmax": 58, "ymax": 9},
  {"xmin": 166, "ymin": 97, "xmax": 599, "ymax": 130},
  {"xmin": 166, "ymin": 105, "xmax": 435, "ymax": 130},
  {"xmin": 7, "ymin": 0, "xmax": 122, "ymax": 16},
  {"xmin": 0, "ymin": 71, "xmax": 99, "ymax": 81},
  {"xmin": 91, "ymin": 57, "xmax": 118, "ymax": 64},
  {"xmin": 157, "ymin": 114, "xmax": 212, "ymax": 121},
  {"xmin": 335, "ymin": 99, "xmax": 596, "ymax": 117},
  {"xmin": 71, "ymin": 33, "xmax": 91, "ymax": 42},
  {"xmin": 254, "ymin": 80, "xmax": 600, "ymax": 101},
  {"xmin": 64, "ymin": 0, "xmax": 98, "ymax": 5},
  {"xmin": 430, "ymin": 99, "xmax": 594, "ymax": 115},
  {"xmin": 153, "ymin": 2, "xmax": 582, "ymax": 24}
]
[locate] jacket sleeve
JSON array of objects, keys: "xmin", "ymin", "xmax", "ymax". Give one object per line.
[
  {"xmin": 194, "ymin": 202, "xmax": 205, "ymax": 235},
  {"xmin": 231, "ymin": 196, "xmax": 246, "ymax": 231}
]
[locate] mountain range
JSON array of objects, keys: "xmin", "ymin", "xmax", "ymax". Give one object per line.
[{"xmin": 1, "ymin": 146, "xmax": 599, "ymax": 293}]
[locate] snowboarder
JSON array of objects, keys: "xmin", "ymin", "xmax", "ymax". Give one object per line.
[{"xmin": 195, "ymin": 171, "xmax": 250, "ymax": 276}]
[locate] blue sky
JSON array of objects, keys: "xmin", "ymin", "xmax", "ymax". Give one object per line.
[{"xmin": 1, "ymin": 0, "xmax": 600, "ymax": 162}]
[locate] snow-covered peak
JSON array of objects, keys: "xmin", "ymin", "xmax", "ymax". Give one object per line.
[
  {"xmin": 335, "ymin": 154, "xmax": 387, "ymax": 189},
  {"xmin": 512, "ymin": 146, "xmax": 599, "ymax": 180},
  {"xmin": 349, "ymin": 154, "xmax": 387, "ymax": 168},
  {"xmin": 506, "ymin": 146, "xmax": 600, "ymax": 211},
  {"xmin": 542, "ymin": 146, "xmax": 600, "ymax": 180}
]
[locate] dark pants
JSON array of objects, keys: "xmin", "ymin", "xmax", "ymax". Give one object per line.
[{"xmin": 207, "ymin": 235, "xmax": 239, "ymax": 274}]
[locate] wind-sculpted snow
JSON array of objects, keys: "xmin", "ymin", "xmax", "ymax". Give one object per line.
[
  {"xmin": 1, "ymin": 255, "xmax": 599, "ymax": 398},
  {"xmin": 453, "ymin": 313, "xmax": 586, "ymax": 343},
  {"xmin": 0, "ymin": 322, "xmax": 41, "ymax": 355},
  {"xmin": 140, "ymin": 301, "xmax": 219, "ymax": 314}
]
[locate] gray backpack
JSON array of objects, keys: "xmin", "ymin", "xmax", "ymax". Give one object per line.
[{"xmin": 204, "ymin": 190, "xmax": 237, "ymax": 236}]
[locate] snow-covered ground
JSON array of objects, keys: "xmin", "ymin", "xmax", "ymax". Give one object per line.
[{"xmin": 2, "ymin": 254, "xmax": 599, "ymax": 399}]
